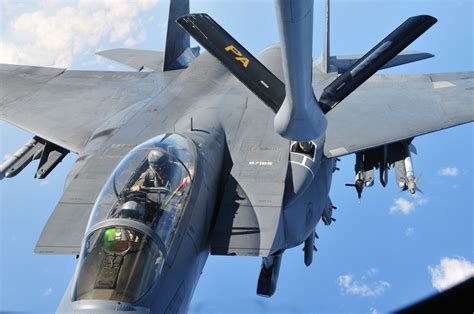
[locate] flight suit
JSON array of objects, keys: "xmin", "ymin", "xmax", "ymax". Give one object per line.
[
  {"xmin": 134, "ymin": 168, "xmax": 167, "ymax": 189},
  {"xmin": 133, "ymin": 168, "xmax": 169, "ymax": 226}
]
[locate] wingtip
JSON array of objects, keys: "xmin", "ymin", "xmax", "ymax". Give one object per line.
[{"xmin": 95, "ymin": 48, "xmax": 120, "ymax": 57}]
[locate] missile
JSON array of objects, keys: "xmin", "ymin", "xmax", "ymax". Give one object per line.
[
  {"xmin": 393, "ymin": 142, "xmax": 420, "ymax": 194},
  {"xmin": 345, "ymin": 172, "xmax": 365, "ymax": 198},
  {"xmin": 404, "ymin": 152, "xmax": 417, "ymax": 194},
  {"xmin": 364, "ymin": 168, "xmax": 375, "ymax": 187},
  {"xmin": 345, "ymin": 152, "xmax": 365, "ymax": 199},
  {"xmin": 394, "ymin": 159, "xmax": 408, "ymax": 190},
  {"xmin": 402, "ymin": 141, "xmax": 421, "ymax": 194},
  {"xmin": 379, "ymin": 145, "xmax": 389, "ymax": 187},
  {"xmin": 0, "ymin": 137, "xmax": 43, "ymax": 180},
  {"xmin": 379, "ymin": 165, "xmax": 389, "ymax": 187}
]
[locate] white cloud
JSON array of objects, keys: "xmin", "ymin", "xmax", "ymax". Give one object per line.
[
  {"xmin": 0, "ymin": 0, "xmax": 27, "ymax": 17},
  {"xmin": 366, "ymin": 268, "xmax": 379, "ymax": 277},
  {"xmin": 369, "ymin": 308, "xmax": 379, "ymax": 314},
  {"xmin": 405, "ymin": 227, "xmax": 415, "ymax": 237},
  {"xmin": 413, "ymin": 194, "xmax": 428, "ymax": 206},
  {"xmin": 389, "ymin": 194, "xmax": 428, "ymax": 215},
  {"xmin": 43, "ymin": 287, "xmax": 53, "ymax": 296},
  {"xmin": 389, "ymin": 198, "xmax": 415, "ymax": 215},
  {"xmin": 338, "ymin": 274, "xmax": 390, "ymax": 298},
  {"xmin": 123, "ymin": 28, "xmax": 147, "ymax": 48},
  {"xmin": 428, "ymin": 257, "xmax": 474, "ymax": 291},
  {"xmin": 0, "ymin": 0, "xmax": 159, "ymax": 67},
  {"xmin": 438, "ymin": 167, "xmax": 459, "ymax": 177}
]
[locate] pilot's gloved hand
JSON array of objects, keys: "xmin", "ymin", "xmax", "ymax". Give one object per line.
[{"xmin": 131, "ymin": 185, "xmax": 141, "ymax": 192}]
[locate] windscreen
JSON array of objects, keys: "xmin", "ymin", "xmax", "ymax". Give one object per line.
[{"xmin": 74, "ymin": 226, "xmax": 163, "ymax": 303}]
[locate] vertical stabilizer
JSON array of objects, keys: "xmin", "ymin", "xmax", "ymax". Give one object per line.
[
  {"xmin": 322, "ymin": 0, "xmax": 330, "ymax": 73},
  {"xmin": 163, "ymin": 0, "xmax": 198, "ymax": 71}
]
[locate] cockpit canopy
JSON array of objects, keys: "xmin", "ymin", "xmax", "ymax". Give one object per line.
[
  {"xmin": 88, "ymin": 133, "xmax": 195, "ymax": 248},
  {"xmin": 74, "ymin": 134, "xmax": 196, "ymax": 304}
]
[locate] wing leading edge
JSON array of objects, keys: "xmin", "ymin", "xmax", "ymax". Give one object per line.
[{"xmin": 0, "ymin": 64, "xmax": 173, "ymax": 153}]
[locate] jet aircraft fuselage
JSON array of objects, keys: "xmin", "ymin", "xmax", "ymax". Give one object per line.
[
  {"xmin": 56, "ymin": 47, "xmax": 336, "ymax": 312},
  {"xmin": 1, "ymin": 1, "xmax": 472, "ymax": 313}
]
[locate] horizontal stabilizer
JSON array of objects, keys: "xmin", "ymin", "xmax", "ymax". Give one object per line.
[
  {"xmin": 177, "ymin": 14, "xmax": 285, "ymax": 113},
  {"xmin": 330, "ymin": 51, "xmax": 434, "ymax": 73},
  {"xmin": 96, "ymin": 48, "xmax": 164, "ymax": 71},
  {"xmin": 319, "ymin": 15, "xmax": 437, "ymax": 112}
]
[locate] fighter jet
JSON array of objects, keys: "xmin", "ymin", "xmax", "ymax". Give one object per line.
[{"xmin": 0, "ymin": 0, "xmax": 472, "ymax": 312}]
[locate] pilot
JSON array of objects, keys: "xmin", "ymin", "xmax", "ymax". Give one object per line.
[{"xmin": 131, "ymin": 150, "xmax": 170, "ymax": 191}]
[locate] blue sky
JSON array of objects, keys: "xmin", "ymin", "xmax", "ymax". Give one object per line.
[{"xmin": 0, "ymin": 0, "xmax": 473, "ymax": 313}]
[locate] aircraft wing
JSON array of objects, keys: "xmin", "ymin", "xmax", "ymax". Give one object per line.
[
  {"xmin": 0, "ymin": 64, "xmax": 171, "ymax": 153},
  {"xmin": 34, "ymin": 152, "xmax": 124, "ymax": 254},
  {"xmin": 0, "ymin": 63, "xmax": 174, "ymax": 253},
  {"xmin": 323, "ymin": 72, "xmax": 474, "ymax": 157}
]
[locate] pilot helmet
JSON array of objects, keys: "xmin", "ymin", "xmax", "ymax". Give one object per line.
[
  {"xmin": 119, "ymin": 201, "xmax": 144, "ymax": 219},
  {"xmin": 148, "ymin": 150, "xmax": 168, "ymax": 171}
]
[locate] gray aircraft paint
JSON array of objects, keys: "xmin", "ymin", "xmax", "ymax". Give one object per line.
[
  {"xmin": 0, "ymin": 0, "xmax": 473, "ymax": 312},
  {"xmin": 273, "ymin": 0, "xmax": 328, "ymax": 141}
]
